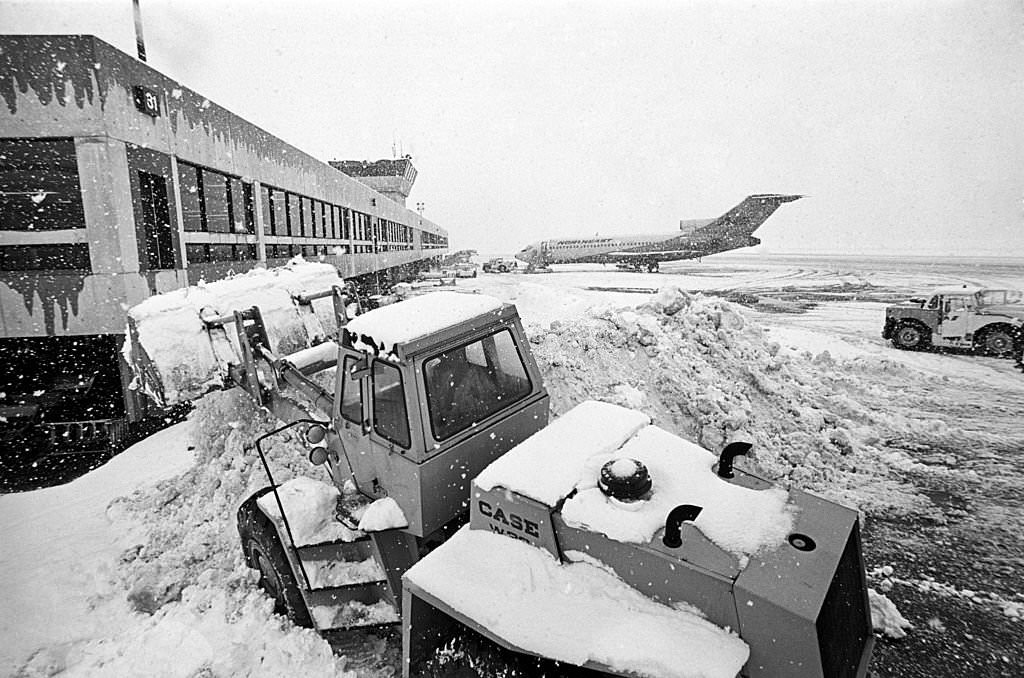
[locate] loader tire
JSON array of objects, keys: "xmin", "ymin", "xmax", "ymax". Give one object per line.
[
  {"xmin": 977, "ymin": 326, "xmax": 1017, "ymax": 357},
  {"xmin": 237, "ymin": 490, "xmax": 313, "ymax": 628},
  {"xmin": 892, "ymin": 322, "xmax": 930, "ymax": 351}
]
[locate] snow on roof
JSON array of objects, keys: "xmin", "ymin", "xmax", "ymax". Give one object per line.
[
  {"xmin": 929, "ymin": 285, "xmax": 985, "ymax": 295},
  {"xmin": 343, "ymin": 291, "xmax": 505, "ymax": 357},
  {"xmin": 477, "ymin": 400, "xmax": 796, "ymax": 557},
  {"xmin": 561, "ymin": 425, "xmax": 796, "ymax": 556},
  {"xmin": 474, "ymin": 401, "xmax": 650, "ymax": 506},
  {"xmin": 404, "ymin": 527, "xmax": 749, "ymax": 678}
]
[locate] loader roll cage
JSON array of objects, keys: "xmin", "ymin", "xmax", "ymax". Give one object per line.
[{"xmin": 253, "ymin": 417, "xmax": 333, "ymax": 593}]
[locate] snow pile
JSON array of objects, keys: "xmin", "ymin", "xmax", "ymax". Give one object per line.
[
  {"xmin": 343, "ymin": 291, "xmax": 505, "ymax": 359},
  {"xmin": 405, "ymin": 527, "xmax": 749, "ymax": 678},
  {"xmin": 869, "ymin": 589, "xmax": 913, "ymax": 639},
  {"xmin": 63, "ymin": 589, "xmax": 352, "ymax": 678},
  {"xmin": 257, "ymin": 476, "xmax": 358, "ymax": 546},
  {"xmin": 125, "ymin": 258, "xmax": 342, "ymax": 405},
  {"xmin": 0, "ymin": 421, "xmax": 194, "ymax": 675},
  {"xmin": 475, "ymin": 400, "xmax": 649, "ymax": 506},
  {"xmin": 357, "ymin": 497, "xmax": 409, "ymax": 531},
  {"xmin": 562, "ymin": 423, "xmax": 795, "ymax": 556}
]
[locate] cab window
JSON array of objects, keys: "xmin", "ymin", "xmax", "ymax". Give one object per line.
[
  {"xmin": 339, "ymin": 355, "xmax": 361, "ymax": 424},
  {"xmin": 373, "ymin": 360, "xmax": 410, "ymax": 448},
  {"xmin": 423, "ymin": 329, "xmax": 532, "ymax": 441},
  {"xmin": 944, "ymin": 296, "xmax": 968, "ymax": 313}
]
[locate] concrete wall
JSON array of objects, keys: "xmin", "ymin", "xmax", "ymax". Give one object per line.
[{"xmin": 0, "ymin": 35, "xmax": 448, "ymax": 338}]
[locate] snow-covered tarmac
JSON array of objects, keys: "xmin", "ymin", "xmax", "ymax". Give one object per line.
[{"xmin": 2, "ymin": 253, "xmax": 1022, "ymax": 677}]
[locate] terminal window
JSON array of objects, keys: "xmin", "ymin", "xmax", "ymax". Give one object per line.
[
  {"xmin": 179, "ymin": 162, "xmax": 254, "ymax": 234},
  {"xmin": 0, "ymin": 138, "xmax": 86, "ymax": 231}
]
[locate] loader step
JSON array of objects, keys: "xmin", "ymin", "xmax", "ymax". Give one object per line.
[
  {"xmin": 310, "ymin": 595, "xmax": 400, "ymax": 632},
  {"xmin": 295, "ymin": 535, "xmax": 375, "ymax": 561},
  {"xmin": 299, "ymin": 551, "xmax": 387, "ymax": 590},
  {"xmin": 306, "ymin": 580, "xmax": 391, "ymax": 607}
]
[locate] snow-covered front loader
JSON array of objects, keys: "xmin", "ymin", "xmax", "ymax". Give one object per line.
[{"xmin": 124, "ymin": 261, "xmax": 873, "ymax": 678}]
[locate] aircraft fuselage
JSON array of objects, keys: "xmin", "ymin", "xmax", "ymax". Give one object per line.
[{"xmin": 515, "ymin": 194, "xmax": 800, "ymax": 271}]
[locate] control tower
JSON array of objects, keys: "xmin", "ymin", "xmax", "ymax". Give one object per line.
[{"xmin": 330, "ymin": 156, "xmax": 418, "ymax": 207}]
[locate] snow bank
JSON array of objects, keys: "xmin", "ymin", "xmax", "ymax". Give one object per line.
[
  {"xmin": 125, "ymin": 259, "xmax": 342, "ymax": 405},
  {"xmin": 474, "ymin": 400, "xmax": 650, "ymax": 506},
  {"xmin": 343, "ymin": 291, "xmax": 505, "ymax": 359},
  {"xmin": 405, "ymin": 527, "xmax": 749, "ymax": 678},
  {"xmin": 64, "ymin": 589, "xmax": 351, "ymax": 678},
  {"xmin": 561, "ymin": 422, "xmax": 795, "ymax": 556},
  {"xmin": 0, "ymin": 421, "xmax": 194, "ymax": 675}
]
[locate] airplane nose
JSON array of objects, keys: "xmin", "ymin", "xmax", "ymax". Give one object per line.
[{"xmin": 515, "ymin": 247, "xmax": 535, "ymax": 264}]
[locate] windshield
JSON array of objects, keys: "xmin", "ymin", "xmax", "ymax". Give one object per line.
[{"xmin": 423, "ymin": 329, "xmax": 532, "ymax": 441}]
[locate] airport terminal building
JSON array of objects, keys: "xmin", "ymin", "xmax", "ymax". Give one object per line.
[{"xmin": 0, "ymin": 35, "xmax": 448, "ymax": 456}]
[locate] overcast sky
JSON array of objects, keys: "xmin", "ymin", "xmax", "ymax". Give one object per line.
[{"xmin": 3, "ymin": 0, "xmax": 1023, "ymax": 256}]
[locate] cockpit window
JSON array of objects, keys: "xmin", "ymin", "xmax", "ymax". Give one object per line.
[{"xmin": 423, "ymin": 329, "xmax": 532, "ymax": 441}]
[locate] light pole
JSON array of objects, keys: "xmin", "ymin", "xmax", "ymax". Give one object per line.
[{"xmin": 132, "ymin": 0, "xmax": 147, "ymax": 62}]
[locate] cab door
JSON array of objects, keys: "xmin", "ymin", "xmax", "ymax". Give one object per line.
[
  {"xmin": 334, "ymin": 351, "xmax": 371, "ymax": 477},
  {"xmin": 939, "ymin": 295, "xmax": 970, "ymax": 341}
]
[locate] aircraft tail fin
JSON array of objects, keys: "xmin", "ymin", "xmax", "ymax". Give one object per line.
[
  {"xmin": 715, "ymin": 194, "xmax": 802, "ymax": 237},
  {"xmin": 676, "ymin": 194, "xmax": 801, "ymax": 256}
]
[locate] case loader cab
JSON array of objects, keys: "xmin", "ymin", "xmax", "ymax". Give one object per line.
[{"xmin": 334, "ymin": 292, "xmax": 549, "ymax": 540}]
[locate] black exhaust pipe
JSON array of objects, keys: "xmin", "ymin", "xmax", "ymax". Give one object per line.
[{"xmin": 662, "ymin": 504, "xmax": 703, "ymax": 548}]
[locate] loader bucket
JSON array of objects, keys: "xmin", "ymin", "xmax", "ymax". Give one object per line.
[{"xmin": 123, "ymin": 260, "xmax": 346, "ymax": 406}]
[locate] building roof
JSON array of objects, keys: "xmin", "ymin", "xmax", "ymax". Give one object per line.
[{"xmin": 330, "ymin": 157, "xmax": 417, "ymax": 179}]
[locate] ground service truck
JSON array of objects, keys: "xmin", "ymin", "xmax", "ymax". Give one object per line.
[{"xmin": 125, "ymin": 262, "xmax": 873, "ymax": 678}]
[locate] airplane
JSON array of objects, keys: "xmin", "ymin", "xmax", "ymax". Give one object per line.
[{"xmin": 514, "ymin": 194, "xmax": 802, "ymax": 272}]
